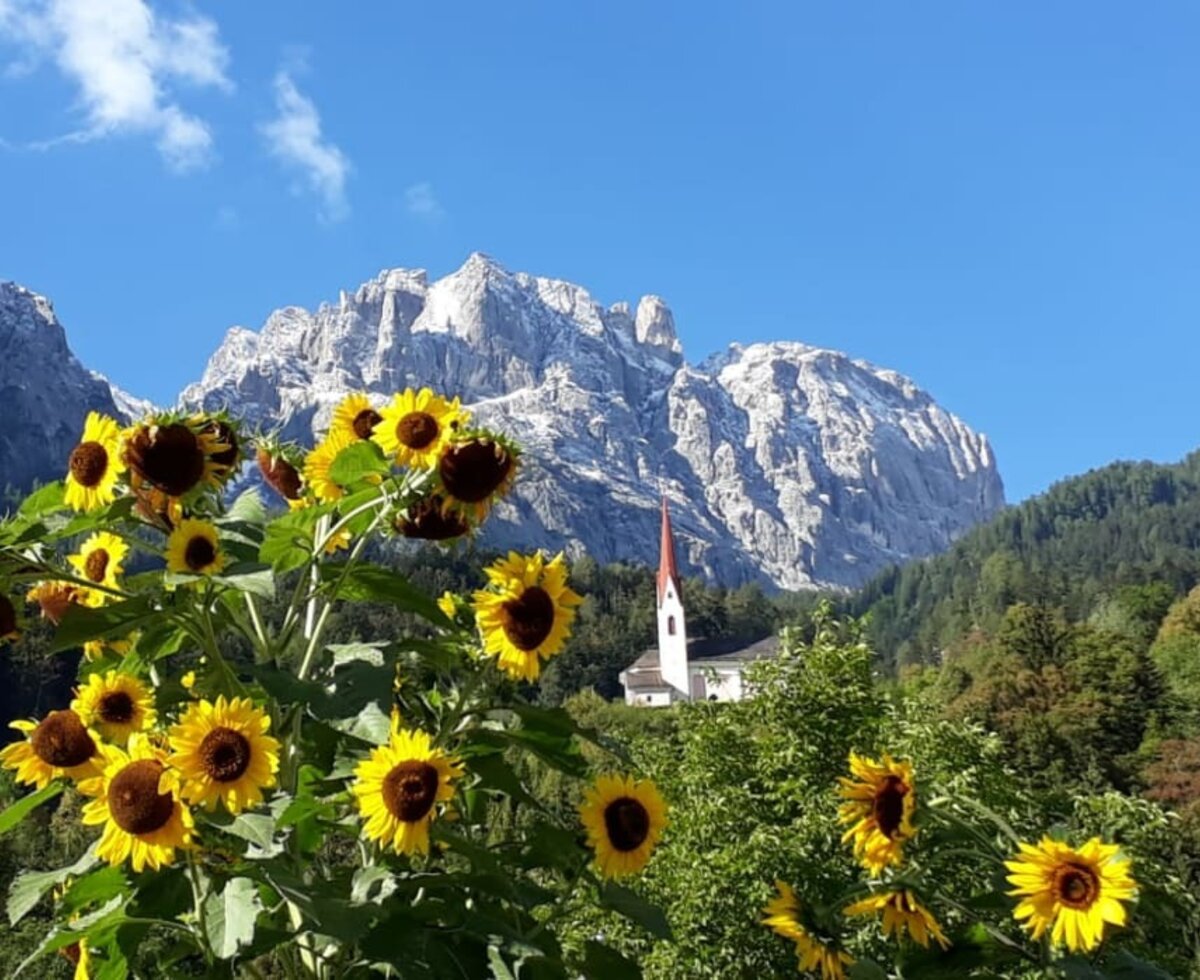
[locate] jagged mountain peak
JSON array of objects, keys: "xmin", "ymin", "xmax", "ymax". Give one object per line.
[{"xmin": 182, "ymin": 256, "xmax": 1004, "ymax": 589}]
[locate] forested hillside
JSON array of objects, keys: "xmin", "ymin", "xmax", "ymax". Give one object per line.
[{"xmin": 849, "ymin": 451, "xmax": 1200, "ymax": 667}]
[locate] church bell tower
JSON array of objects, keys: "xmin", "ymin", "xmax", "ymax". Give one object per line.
[{"xmin": 656, "ymin": 497, "xmax": 689, "ymax": 698}]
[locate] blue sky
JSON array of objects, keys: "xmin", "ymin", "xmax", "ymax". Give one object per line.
[{"xmin": 1, "ymin": 2, "xmax": 1197, "ymax": 502}]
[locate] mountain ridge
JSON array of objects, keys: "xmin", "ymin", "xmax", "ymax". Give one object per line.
[{"xmin": 181, "ymin": 254, "xmax": 1005, "ymax": 590}]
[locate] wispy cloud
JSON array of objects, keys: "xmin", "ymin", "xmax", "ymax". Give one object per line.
[
  {"xmin": 0, "ymin": 0, "xmax": 231, "ymax": 170},
  {"xmin": 259, "ymin": 69, "xmax": 350, "ymax": 221},
  {"xmin": 404, "ymin": 181, "xmax": 444, "ymax": 223}
]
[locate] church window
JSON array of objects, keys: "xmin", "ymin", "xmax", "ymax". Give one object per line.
[{"xmin": 668, "ymin": 615, "xmax": 676, "ymax": 635}]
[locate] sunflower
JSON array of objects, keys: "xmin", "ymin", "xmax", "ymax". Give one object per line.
[
  {"xmin": 1, "ymin": 710, "xmax": 101, "ymax": 788},
  {"xmin": 79, "ymin": 735, "xmax": 194, "ymax": 872},
  {"xmin": 0, "ymin": 592, "xmax": 18, "ymax": 643},
  {"xmin": 352, "ymin": 727, "xmax": 463, "ymax": 855},
  {"xmin": 373, "ymin": 387, "xmax": 469, "ymax": 470},
  {"xmin": 132, "ymin": 485, "xmax": 183, "ymax": 530},
  {"xmin": 1005, "ymin": 836, "xmax": 1136, "ymax": 952},
  {"xmin": 72, "ymin": 672, "xmax": 157, "ymax": 746},
  {"xmin": 27, "ymin": 580, "xmax": 84, "ymax": 625},
  {"xmin": 256, "ymin": 447, "xmax": 304, "ymax": 502},
  {"xmin": 393, "ymin": 494, "xmax": 471, "ymax": 542},
  {"xmin": 763, "ymin": 882, "xmax": 854, "ymax": 980},
  {"xmin": 165, "ymin": 519, "xmax": 226, "ymax": 577},
  {"xmin": 472, "ymin": 551, "xmax": 582, "ymax": 681},
  {"xmin": 198, "ymin": 417, "xmax": 241, "ymax": 483},
  {"xmin": 303, "ymin": 434, "xmax": 352, "ymax": 503},
  {"xmin": 844, "ymin": 890, "xmax": 950, "ymax": 950},
  {"xmin": 65, "ymin": 412, "xmax": 126, "ymax": 512},
  {"xmin": 82, "ymin": 635, "xmax": 134, "ymax": 663},
  {"xmin": 578, "ymin": 774, "xmax": 667, "ymax": 878},
  {"xmin": 124, "ymin": 418, "xmax": 229, "ymax": 498},
  {"xmin": 837, "ymin": 752, "xmax": 917, "ymax": 873},
  {"xmin": 436, "ymin": 433, "xmax": 519, "ymax": 521},
  {"xmin": 330, "ymin": 392, "xmax": 385, "ymax": 444},
  {"xmin": 67, "ymin": 532, "xmax": 129, "ymax": 607},
  {"xmin": 168, "ymin": 696, "xmax": 280, "ymax": 813}
]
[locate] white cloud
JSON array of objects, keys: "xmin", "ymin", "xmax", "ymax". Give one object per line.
[
  {"xmin": 404, "ymin": 181, "xmax": 444, "ymax": 222},
  {"xmin": 0, "ymin": 0, "xmax": 231, "ymax": 170},
  {"xmin": 259, "ymin": 70, "xmax": 350, "ymax": 221}
]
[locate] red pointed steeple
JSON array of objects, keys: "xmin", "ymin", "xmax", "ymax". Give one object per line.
[{"xmin": 657, "ymin": 496, "xmax": 682, "ymax": 606}]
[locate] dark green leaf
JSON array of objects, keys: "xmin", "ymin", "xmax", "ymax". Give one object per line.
[
  {"xmin": 59, "ymin": 866, "xmax": 128, "ymax": 915},
  {"xmin": 259, "ymin": 506, "xmax": 321, "ymax": 573},
  {"xmin": 582, "ymin": 940, "xmax": 642, "ymax": 980},
  {"xmin": 52, "ymin": 597, "xmax": 158, "ymax": 652},
  {"xmin": 8, "ymin": 845, "xmax": 98, "ymax": 925},
  {"xmin": 320, "ymin": 563, "xmax": 451, "ymax": 627},
  {"xmin": 212, "ymin": 562, "xmax": 276, "ymax": 599},
  {"xmin": 597, "ymin": 881, "xmax": 672, "ymax": 940}
]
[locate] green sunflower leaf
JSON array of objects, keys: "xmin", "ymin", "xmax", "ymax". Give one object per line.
[
  {"xmin": 259, "ymin": 505, "xmax": 322, "ymax": 574},
  {"xmin": 51, "ymin": 597, "xmax": 159, "ymax": 653},
  {"xmin": 320, "ymin": 562, "xmax": 451, "ymax": 627},
  {"xmin": 7, "ymin": 843, "xmax": 99, "ymax": 925},
  {"xmin": 329, "ymin": 440, "xmax": 391, "ymax": 486},
  {"xmin": 582, "ymin": 940, "xmax": 642, "ymax": 980},
  {"xmin": 0, "ymin": 781, "xmax": 63, "ymax": 836},
  {"xmin": 597, "ymin": 882, "xmax": 672, "ymax": 941},
  {"xmin": 202, "ymin": 876, "xmax": 261, "ymax": 959}
]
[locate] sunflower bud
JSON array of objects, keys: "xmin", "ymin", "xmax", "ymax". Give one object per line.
[{"xmin": 256, "ymin": 448, "xmax": 304, "ymax": 501}]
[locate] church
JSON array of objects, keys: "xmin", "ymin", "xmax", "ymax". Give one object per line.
[{"xmin": 619, "ymin": 499, "xmax": 780, "ymax": 706}]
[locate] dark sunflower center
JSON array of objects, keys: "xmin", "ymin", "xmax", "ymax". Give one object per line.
[
  {"xmin": 603, "ymin": 797, "xmax": 651, "ymax": 852},
  {"xmin": 872, "ymin": 775, "xmax": 909, "ymax": 839},
  {"xmin": 108, "ymin": 759, "xmax": 174, "ymax": 835},
  {"xmin": 60, "ymin": 943, "xmax": 82, "ymax": 966},
  {"xmin": 500, "ymin": 586, "xmax": 555, "ymax": 652},
  {"xmin": 184, "ymin": 535, "xmax": 217, "ymax": 572},
  {"xmin": 208, "ymin": 421, "xmax": 239, "ymax": 467},
  {"xmin": 198, "ymin": 727, "xmax": 252, "ymax": 782},
  {"xmin": 256, "ymin": 449, "xmax": 303, "ymax": 500},
  {"xmin": 395, "ymin": 496, "xmax": 469, "ymax": 541},
  {"xmin": 395, "ymin": 411, "xmax": 439, "ymax": 450},
  {"xmin": 31, "ymin": 710, "xmax": 96, "ymax": 768},
  {"xmin": 1054, "ymin": 863, "xmax": 1100, "ymax": 910},
  {"xmin": 84, "ymin": 549, "xmax": 110, "ymax": 583},
  {"xmin": 353, "ymin": 409, "xmax": 383, "ymax": 441},
  {"xmin": 126, "ymin": 424, "xmax": 205, "ymax": 496},
  {"xmin": 98, "ymin": 691, "xmax": 135, "ymax": 724},
  {"xmin": 438, "ymin": 440, "xmax": 514, "ymax": 504},
  {"xmin": 68, "ymin": 441, "xmax": 109, "ymax": 487},
  {"xmin": 381, "ymin": 760, "xmax": 440, "ymax": 822},
  {"xmin": 0, "ymin": 594, "xmax": 16, "ymax": 636}
]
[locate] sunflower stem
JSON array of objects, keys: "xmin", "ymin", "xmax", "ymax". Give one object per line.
[
  {"xmin": 186, "ymin": 851, "xmax": 213, "ymax": 964},
  {"xmin": 244, "ymin": 592, "xmax": 270, "ymax": 654}
]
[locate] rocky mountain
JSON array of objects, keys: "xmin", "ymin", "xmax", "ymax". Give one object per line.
[
  {"xmin": 0, "ymin": 282, "xmax": 124, "ymax": 495},
  {"xmin": 183, "ymin": 254, "xmax": 1005, "ymax": 590}
]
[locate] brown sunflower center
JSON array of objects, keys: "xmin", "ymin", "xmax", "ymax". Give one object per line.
[
  {"xmin": 59, "ymin": 943, "xmax": 83, "ymax": 966},
  {"xmin": 69, "ymin": 441, "xmax": 109, "ymax": 488},
  {"xmin": 125, "ymin": 424, "xmax": 205, "ymax": 497},
  {"xmin": 84, "ymin": 549, "xmax": 111, "ymax": 583},
  {"xmin": 184, "ymin": 535, "xmax": 217, "ymax": 572},
  {"xmin": 438, "ymin": 440, "xmax": 514, "ymax": 504},
  {"xmin": 353, "ymin": 409, "xmax": 383, "ymax": 441},
  {"xmin": 256, "ymin": 449, "xmax": 303, "ymax": 501},
  {"xmin": 31, "ymin": 710, "xmax": 96, "ymax": 768},
  {"xmin": 108, "ymin": 759, "xmax": 174, "ymax": 835},
  {"xmin": 394, "ymin": 496, "xmax": 470, "ymax": 541},
  {"xmin": 395, "ymin": 411, "xmax": 439, "ymax": 450},
  {"xmin": 872, "ymin": 775, "xmax": 909, "ymax": 839},
  {"xmin": 98, "ymin": 690, "xmax": 135, "ymax": 725},
  {"xmin": 381, "ymin": 760, "xmax": 440, "ymax": 822},
  {"xmin": 0, "ymin": 594, "xmax": 16, "ymax": 636},
  {"xmin": 500, "ymin": 586, "xmax": 555, "ymax": 652},
  {"xmin": 603, "ymin": 797, "xmax": 651, "ymax": 852},
  {"xmin": 1054, "ymin": 863, "xmax": 1100, "ymax": 910},
  {"xmin": 198, "ymin": 727, "xmax": 252, "ymax": 783}
]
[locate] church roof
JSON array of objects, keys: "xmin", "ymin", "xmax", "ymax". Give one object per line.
[
  {"xmin": 623, "ymin": 634, "xmax": 781, "ymax": 680},
  {"xmin": 656, "ymin": 496, "xmax": 682, "ymax": 606}
]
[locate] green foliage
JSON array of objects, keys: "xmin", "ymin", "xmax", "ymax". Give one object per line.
[{"xmin": 850, "ymin": 453, "xmax": 1200, "ymax": 667}]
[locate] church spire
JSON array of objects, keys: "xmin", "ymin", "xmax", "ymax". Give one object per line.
[{"xmin": 657, "ymin": 496, "xmax": 681, "ymax": 607}]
